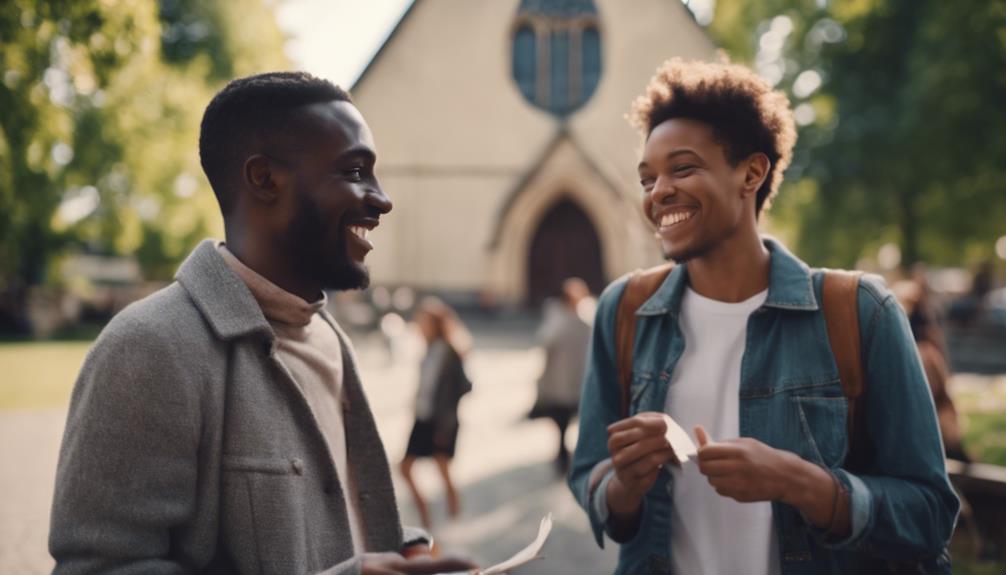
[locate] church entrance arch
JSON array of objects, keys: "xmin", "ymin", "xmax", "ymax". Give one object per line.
[{"xmin": 526, "ymin": 197, "xmax": 605, "ymax": 306}]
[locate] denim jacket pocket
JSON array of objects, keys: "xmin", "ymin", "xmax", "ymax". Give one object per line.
[{"xmin": 792, "ymin": 396, "xmax": 849, "ymax": 467}]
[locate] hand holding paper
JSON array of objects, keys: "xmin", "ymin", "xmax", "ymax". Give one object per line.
[
  {"xmin": 694, "ymin": 425, "xmax": 810, "ymax": 505},
  {"xmin": 438, "ymin": 514, "xmax": 552, "ymax": 575},
  {"xmin": 479, "ymin": 513, "xmax": 552, "ymax": 575},
  {"xmin": 660, "ymin": 414, "xmax": 698, "ymax": 464}
]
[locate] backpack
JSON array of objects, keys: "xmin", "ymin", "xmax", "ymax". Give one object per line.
[{"xmin": 613, "ymin": 265, "xmax": 870, "ymax": 471}]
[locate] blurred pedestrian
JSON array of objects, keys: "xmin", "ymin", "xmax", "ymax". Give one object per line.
[
  {"xmin": 950, "ymin": 261, "xmax": 995, "ymax": 326},
  {"xmin": 529, "ymin": 278, "xmax": 593, "ymax": 475},
  {"xmin": 894, "ymin": 278, "xmax": 971, "ymax": 462},
  {"xmin": 399, "ymin": 297, "xmax": 473, "ymax": 529}
]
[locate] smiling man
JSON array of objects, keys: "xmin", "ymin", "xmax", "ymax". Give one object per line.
[
  {"xmin": 49, "ymin": 72, "xmax": 474, "ymax": 575},
  {"xmin": 568, "ymin": 60, "xmax": 958, "ymax": 574}
]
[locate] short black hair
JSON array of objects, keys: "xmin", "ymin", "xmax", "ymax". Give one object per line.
[
  {"xmin": 199, "ymin": 71, "xmax": 351, "ymax": 215},
  {"xmin": 630, "ymin": 59, "xmax": 796, "ymax": 216}
]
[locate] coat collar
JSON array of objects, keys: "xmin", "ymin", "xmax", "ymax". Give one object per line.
[
  {"xmin": 636, "ymin": 236, "xmax": 818, "ymax": 317},
  {"xmin": 175, "ymin": 239, "xmax": 274, "ymax": 341}
]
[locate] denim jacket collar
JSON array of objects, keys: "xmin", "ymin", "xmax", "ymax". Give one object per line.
[{"xmin": 636, "ymin": 236, "xmax": 818, "ymax": 317}]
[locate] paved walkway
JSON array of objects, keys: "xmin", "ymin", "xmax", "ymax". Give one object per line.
[
  {"xmin": 0, "ymin": 336, "xmax": 617, "ymax": 574},
  {"xmin": 0, "ymin": 408, "xmax": 64, "ymax": 574}
]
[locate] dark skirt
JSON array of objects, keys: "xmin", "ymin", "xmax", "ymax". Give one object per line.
[
  {"xmin": 405, "ymin": 419, "xmax": 459, "ymax": 458},
  {"xmin": 527, "ymin": 402, "xmax": 577, "ymax": 426}
]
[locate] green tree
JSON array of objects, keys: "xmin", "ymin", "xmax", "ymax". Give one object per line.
[
  {"xmin": 0, "ymin": 0, "xmax": 289, "ymax": 333},
  {"xmin": 707, "ymin": 0, "xmax": 1006, "ymax": 269},
  {"xmin": 0, "ymin": 1, "xmax": 125, "ymax": 331}
]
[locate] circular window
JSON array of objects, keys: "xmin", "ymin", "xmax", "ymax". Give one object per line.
[{"xmin": 511, "ymin": 0, "xmax": 602, "ymax": 117}]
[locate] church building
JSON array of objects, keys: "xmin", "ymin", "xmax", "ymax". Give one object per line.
[{"xmin": 351, "ymin": 0, "xmax": 715, "ymax": 306}]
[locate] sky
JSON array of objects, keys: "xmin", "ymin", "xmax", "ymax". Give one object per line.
[
  {"xmin": 275, "ymin": 0, "xmax": 415, "ymax": 89},
  {"xmin": 275, "ymin": 0, "xmax": 712, "ymax": 88}
]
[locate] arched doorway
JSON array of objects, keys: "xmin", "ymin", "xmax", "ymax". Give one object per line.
[{"xmin": 526, "ymin": 197, "xmax": 605, "ymax": 305}]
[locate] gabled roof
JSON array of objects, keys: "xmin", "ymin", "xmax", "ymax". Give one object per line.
[
  {"xmin": 350, "ymin": 0, "xmax": 422, "ymax": 93},
  {"xmin": 487, "ymin": 126, "xmax": 623, "ymax": 249}
]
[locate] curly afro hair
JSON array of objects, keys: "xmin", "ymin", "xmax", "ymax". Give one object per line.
[{"xmin": 629, "ymin": 58, "xmax": 797, "ymax": 216}]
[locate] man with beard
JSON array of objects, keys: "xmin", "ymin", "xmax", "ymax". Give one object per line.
[
  {"xmin": 49, "ymin": 72, "xmax": 476, "ymax": 575},
  {"xmin": 568, "ymin": 59, "xmax": 958, "ymax": 574}
]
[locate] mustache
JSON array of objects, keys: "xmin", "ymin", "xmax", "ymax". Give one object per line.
[{"xmin": 341, "ymin": 205, "xmax": 384, "ymax": 225}]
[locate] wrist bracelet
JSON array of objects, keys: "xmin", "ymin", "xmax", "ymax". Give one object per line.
[{"xmin": 821, "ymin": 466, "xmax": 847, "ymax": 535}]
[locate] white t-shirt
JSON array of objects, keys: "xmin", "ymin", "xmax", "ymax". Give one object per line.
[{"xmin": 664, "ymin": 287, "xmax": 780, "ymax": 575}]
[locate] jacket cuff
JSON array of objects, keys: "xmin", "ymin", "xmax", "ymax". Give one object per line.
[
  {"xmin": 402, "ymin": 525, "xmax": 433, "ymax": 548},
  {"xmin": 811, "ymin": 469, "xmax": 873, "ymax": 549},
  {"xmin": 586, "ymin": 461, "xmax": 616, "ymax": 547}
]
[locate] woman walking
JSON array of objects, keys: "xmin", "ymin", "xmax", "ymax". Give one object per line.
[{"xmin": 399, "ymin": 298, "xmax": 473, "ymax": 529}]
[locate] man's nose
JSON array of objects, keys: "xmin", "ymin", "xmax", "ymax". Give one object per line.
[
  {"xmin": 366, "ymin": 182, "xmax": 393, "ymax": 214},
  {"xmin": 651, "ymin": 175, "xmax": 677, "ymax": 204}
]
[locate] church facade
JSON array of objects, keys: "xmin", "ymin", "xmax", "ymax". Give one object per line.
[{"xmin": 351, "ymin": 0, "xmax": 715, "ymax": 306}]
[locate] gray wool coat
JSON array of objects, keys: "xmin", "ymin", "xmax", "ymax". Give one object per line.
[{"xmin": 49, "ymin": 240, "xmax": 417, "ymax": 575}]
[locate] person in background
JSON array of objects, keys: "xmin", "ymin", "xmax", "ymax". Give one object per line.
[
  {"xmin": 893, "ymin": 277, "xmax": 971, "ymax": 462},
  {"xmin": 399, "ymin": 297, "xmax": 473, "ymax": 530},
  {"xmin": 529, "ymin": 278, "xmax": 594, "ymax": 475}
]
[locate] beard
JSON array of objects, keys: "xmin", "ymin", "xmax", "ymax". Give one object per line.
[
  {"xmin": 288, "ymin": 195, "xmax": 370, "ymax": 293},
  {"xmin": 660, "ymin": 221, "xmax": 734, "ymax": 264},
  {"xmin": 661, "ymin": 238, "xmax": 711, "ymax": 264}
]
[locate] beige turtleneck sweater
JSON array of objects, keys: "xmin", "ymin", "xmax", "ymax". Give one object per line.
[{"xmin": 218, "ymin": 245, "xmax": 366, "ymax": 554}]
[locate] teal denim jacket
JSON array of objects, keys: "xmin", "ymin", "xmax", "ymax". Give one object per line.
[{"xmin": 568, "ymin": 239, "xmax": 959, "ymax": 574}]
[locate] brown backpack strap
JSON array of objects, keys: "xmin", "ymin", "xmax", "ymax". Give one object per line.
[
  {"xmin": 615, "ymin": 263, "xmax": 674, "ymax": 418},
  {"xmin": 586, "ymin": 263, "xmax": 673, "ymax": 503},
  {"xmin": 822, "ymin": 270, "xmax": 869, "ymax": 470}
]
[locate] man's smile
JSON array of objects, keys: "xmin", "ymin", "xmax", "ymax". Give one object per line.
[
  {"xmin": 659, "ymin": 210, "xmax": 696, "ymax": 228},
  {"xmin": 346, "ymin": 219, "xmax": 378, "ymax": 254},
  {"xmin": 654, "ymin": 208, "xmax": 698, "ymax": 238}
]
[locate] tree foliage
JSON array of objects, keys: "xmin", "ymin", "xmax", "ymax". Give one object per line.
[
  {"xmin": 708, "ymin": 0, "xmax": 1006, "ymax": 269},
  {"xmin": 0, "ymin": 0, "xmax": 289, "ymax": 305}
]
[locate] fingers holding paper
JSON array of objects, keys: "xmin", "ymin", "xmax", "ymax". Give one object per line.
[
  {"xmin": 694, "ymin": 424, "xmax": 796, "ymax": 503},
  {"xmin": 607, "ymin": 413, "xmax": 677, "ymax": 496}
]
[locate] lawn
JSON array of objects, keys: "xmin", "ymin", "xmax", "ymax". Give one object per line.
[
  {"xmin": 955, "ymin": 374, "xmax": 1006, "ymax": 467},
  {"xmin": 0, "ymin": 341, "xmax": 89, "ymax": 410}
]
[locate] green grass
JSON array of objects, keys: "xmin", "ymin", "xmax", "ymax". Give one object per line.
[
  {"xmin": 952, "ymin": 379, "xmax": 1006, "ymax": 571},
  {"xmin": 962, "ymin": 411, "xmax": 1006, "ymax": 467},
  {"xmin": 963, "ymin": 412, "xmax": 1006, "ymax": 466},
  {"xmin": 954, "ymin": 561, "xmax": 1006, "ymax": 575},
  {"xmin": 0, "ymin": 341, "xmax": 90, "ymax": 410}
]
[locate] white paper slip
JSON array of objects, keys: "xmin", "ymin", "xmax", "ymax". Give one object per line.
[
  {"xmin": 662, "ymin": 413, "xmax": 698, "ymax": 464},
  {"xmin": 479, "ymin": 513, "xmax": 553, "ymax": 575}
]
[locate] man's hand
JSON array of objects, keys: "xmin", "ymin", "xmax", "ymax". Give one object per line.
[
  {"xmin": 360, "ymin": 552, "xmax": 477, "ymax": 575},
  {"xmin": 399, "ymin": 542, "xmax": 432, "ymax": 559},
  {"xmin": 606, "ymin": 412, "xmax": 677, "ymax": 519},
  {"xmin": 693, "ymin": 425, "xmax": 797, "ymax": 502},
  {"xmin": 694, "ymin": 425, "xmax": 844, "ymax": 532}
]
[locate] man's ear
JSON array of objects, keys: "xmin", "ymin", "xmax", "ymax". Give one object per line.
[
  {"xmin": 244, "ymin": 154, "xmax": 281, "ymax": 203},
  {"xmin": 741, "ymin": 153, "xmax": 771, "ymax": 199}
]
